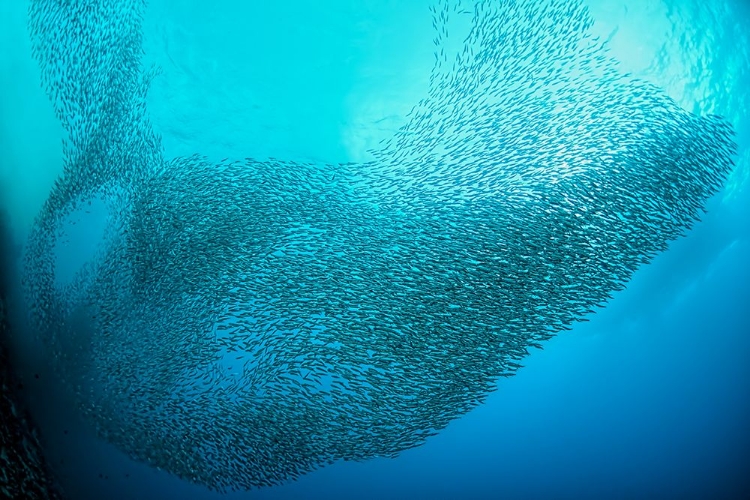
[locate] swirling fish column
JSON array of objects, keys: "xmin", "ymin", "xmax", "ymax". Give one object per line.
[{"xmin": 25, "ymin": 0, "xmax": 163, "ymax": 409}]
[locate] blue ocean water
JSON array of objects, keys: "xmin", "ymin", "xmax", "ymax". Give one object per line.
[{"xmin": 1, "ymin": 0, "xmax": 749, "ymax": 499}]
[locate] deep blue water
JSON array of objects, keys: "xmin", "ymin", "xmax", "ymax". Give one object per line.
[{"xmin": 1, "ymin": 0, "xmax": 749, "ymax": 499}]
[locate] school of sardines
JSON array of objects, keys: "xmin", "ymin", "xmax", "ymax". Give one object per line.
[{"xmin": 23, "ymin": 0, "xmax": 735, "ymax": 492}]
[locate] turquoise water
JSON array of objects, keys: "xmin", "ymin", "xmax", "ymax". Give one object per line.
[{"xmin": 1, "ymin": 0, "xmax": 749, "ymax": 499}]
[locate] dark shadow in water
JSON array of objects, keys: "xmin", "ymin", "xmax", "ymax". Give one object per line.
[{"xmin": 0, "ymin": 207, "xmax": 67, "ymax": 498}]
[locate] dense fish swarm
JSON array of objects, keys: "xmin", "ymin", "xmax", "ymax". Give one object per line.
[{"xmin": 24, "ymin": 0, "xmax": 735, "ymax": 492}]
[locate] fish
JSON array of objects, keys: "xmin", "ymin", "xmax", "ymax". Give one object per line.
[{"xmin": 22, "ymin": 0, "xmax": 736, "ymax": 492}]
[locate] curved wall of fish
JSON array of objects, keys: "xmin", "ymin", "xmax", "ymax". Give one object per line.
[{"xmin": 24, "ymin": 0, "xmax": 736, "ymax": 492}]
